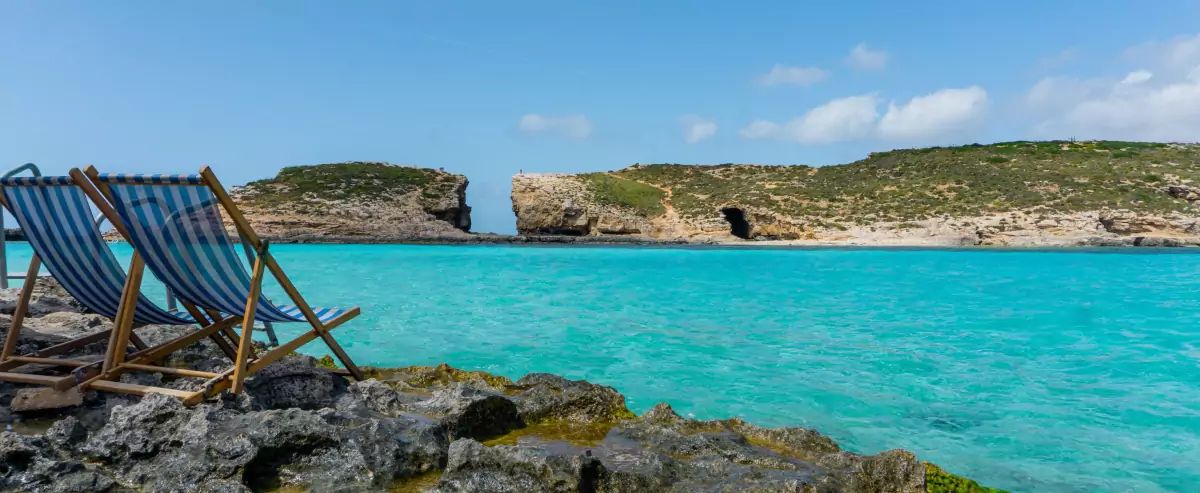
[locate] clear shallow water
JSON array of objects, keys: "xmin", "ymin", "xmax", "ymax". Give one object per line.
[{"xmin": 5, "ymin": 242, "xmax": 1199, "ymax": 492}]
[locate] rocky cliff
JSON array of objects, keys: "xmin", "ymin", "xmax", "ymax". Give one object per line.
[
  {"xmin": 232, "ymin": 162, "xmax": 471, "ymax": 242},
  {"xmin": 511, "ymin": 141, "xmax": 1200, "ymax": 246}
]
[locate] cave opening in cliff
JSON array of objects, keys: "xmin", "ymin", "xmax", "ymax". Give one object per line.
[{"xmin": 721, "ymin": 207, "xmax": 751, "ymax": 239}]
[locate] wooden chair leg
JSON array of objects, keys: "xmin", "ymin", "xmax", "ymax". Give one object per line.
[
  {"xmin": 231, "ymin": 254, "xmax": 265, "ymax": 394},
  {"xmin": 1, "ymin": 255, "xmax": 41, "ymax": 361},
  {"xmin": 103, "ymin": 255, "xmax": 145, "ymax": 373}
]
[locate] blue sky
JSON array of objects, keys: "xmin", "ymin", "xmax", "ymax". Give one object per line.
[{"xmin": 2, "ymin": 1, "xmax": 1200, "ymax": 233}]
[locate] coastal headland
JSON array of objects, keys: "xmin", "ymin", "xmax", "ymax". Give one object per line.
[{"xmin": 221, "ymin": 141, "xmax": 1200, "ymax": 248}]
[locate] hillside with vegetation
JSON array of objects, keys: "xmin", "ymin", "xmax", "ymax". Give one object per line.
[
  {"xmin": 511, "ymin": 141, "xmax": 1200, "ymax": 246},
  {"xmin": 233, "ymin": 162, "xmax": 471, "ymax": 241}
]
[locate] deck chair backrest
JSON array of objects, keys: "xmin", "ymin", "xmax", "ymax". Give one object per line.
[
  {"xmin": 93, "ymin": 174, "xmax": 344, "ymax": 323},
  {"xmin": 0, "ymin": 176, "xmax": 192, "ymax": 325}
]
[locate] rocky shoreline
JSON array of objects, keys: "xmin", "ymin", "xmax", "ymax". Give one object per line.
[
  {"xmin": 0, "ymin": 280, "xmax": 1002, "ymax": 492},
  {"xmin": 221, "ymin": 232, "xmax": 1196, "ymax": 249},
  {"xmin": 509, "ymin": 142, "xmax": 1200, "ymax": 247},
  {"xmin": 510, "ymin": 173, "xmax": 1200, "ymax": 248}
]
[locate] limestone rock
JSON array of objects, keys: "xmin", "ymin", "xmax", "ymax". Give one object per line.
[
  {"xmin": 406, "ymin": 383, "xmax": 523, "ymax": 441},
  {"xmin": 78, "ymin": 392, "xmax": 448, "ymax": 492},
  {"xmin": 0, "ymin": 278, "xmax": 85, "ymax": 317},
  {"xmin": 511, "ymin": 174, "xmax": 655, "ymax": 237},
  {"xmin": 243, "ymin": 356, "xmax": 348, "ymax": 410},
  {"xmin": 512, "ymin": 373, "xmax": 634, "ymax": 424},
  {"xmin": 0, "ymin": 432, "xmax": 116, "ymax": 493},
  {"xmin": 511, "ymin": 142, "xmax": 1200, "ymax": 246},
  {"xmin": 231, "ymin": 162, "xmax": 472, "ymax": 242},
  {"xmin": 432, "ymin": 438, "xmax": 603, "ymax": 493}
]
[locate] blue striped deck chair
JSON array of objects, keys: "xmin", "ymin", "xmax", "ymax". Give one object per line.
[
  {"xmin": 0, "ymin": 174, "xmax": 241, "ymax": 395},
  {"xmin": 83, "ymin": 166, "xmax": 363, "ymax": 398}
]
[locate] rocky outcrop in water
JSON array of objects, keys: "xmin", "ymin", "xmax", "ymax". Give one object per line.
[
  {"xmin": 0, "ymin": 281, "xmax": 1000, "ymax": 492},
  {"xmin": 231, "ymin": 162, "xmax": 472, "ymax": 242},
  {"xmin": 511, "ymin": 141, "xmax": 1200, "ymax": 247}
]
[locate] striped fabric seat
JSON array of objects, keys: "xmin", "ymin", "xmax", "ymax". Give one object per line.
[
  {"xmin": 94, "ymin": 173, "xmax": 352, "ymax": 324},
  {"xmin": 0, "ymin": 176, "xmax": 194, "ymax": 326}
]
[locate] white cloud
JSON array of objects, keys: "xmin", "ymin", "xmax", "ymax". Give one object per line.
[
  {"xmin": 1025, "ymin": 76, "xmax": 1103, "ymax": 111},
  {"xmin": 1027, "ymin": 34, "xmax": 1200, "ymax": 142},
  {"xmin": 756, "ymin": 64, "xmax": 829, "ymax": 87},
  {"xmin": 878, "ymin": 86, "xmax": 989, "ymax": 140},
  {"xmin": 1120, "ymin": 70, "xmax": 1153, "ymax": 86},
  {"xmin": 1050, "ymin": 80, "xmax": 1200, "ymax": 141},
  {"xmin": 1126, "ymin": 33, "xmax": 1200, "ymax": 76},
  {"xmin": 740, "ymin": 94, "xmax": 880, "ymax": 144},
  {"xmin": 741, "ymin": 87, "xmax": 989, "ymax": 144},
  {"xmin": 517, "ymin": 114, "xmax": 593, "ymax": 139},
  {"xmin": 846, "ymin": 43, "xmax": 888, "ymax": 71},
  {"xmin": 739, "ymin": 120, "xmax": 781, "ymax": 139},
  {"xmin": 679, "ymin": 115, "xmax": 717, "ymax": 144}
]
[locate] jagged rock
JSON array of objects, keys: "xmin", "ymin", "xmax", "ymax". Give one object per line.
[
  {"xmin": 23, "ymin": 312, "xmax": 109, "ymax": 341},
  {"xmin": 511, "ymin": 174, "xmax": 654, "ymax": 236},
  {"xmin": 596, "ymin": 403, "xmax": 924, "ymax": 492},
  {"xmin": 373, "ymin": 363, "xmax": 515, "ymax": 393},
  {"xmin": 1133, "ymin": 236, "xmax": 1189, "ymax": 247},
  {"xmin": 406, "ymin": 383, "xmax": 523, "ymax": 440},
  {"xmin": 432, "ymin": 438, "xmax": 603, "ymax": 493},
  {"xmin": 232, "ymin": 162, "xmax": 472, "ymax": 241},
  {"xmin": 45, "ymin": 417, "xmax": 88, "ymax": 451},
  {"xmin": 513, "ymin": 373, "xmax": 634, "ymax": 424},
  {"xmin": 446, "ymin": 402, "xmax": 924, "ymax": 492},
  {"xmin": 1164, "ymin": 184, "xmax": 1200, "ymax": 202},
  {"xmin": 243, "ymin": 356, "xmax": 348, "ymax": 410},
  {"xmin": 0, "ymin": 431, "xmax": 116, "ymax": 493},
  {"xmin": 0, "ymin": 278, "xmax": 84, "ymax": 316},
  {"xmin": 1098, "ymin": 210, "xmax": 1171, "ymax": 234},
  {"xmin": 78, "ymin": 392, "xmax": 449, "ymax": 492},
  {"xmin": 338, "ymin": 378, "xmax": 421, "ymax": 416}
]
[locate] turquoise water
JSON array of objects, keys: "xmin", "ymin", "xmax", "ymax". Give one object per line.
[{"xmin": 5, "ymin": 242, "xmax": 1199, "ymax": 492}]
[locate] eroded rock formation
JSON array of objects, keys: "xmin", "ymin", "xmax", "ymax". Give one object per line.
[
  {"xmin": 511, "ymin": 141, "xmax": 1200, "ymax": 246},
  {"xmin": 232, "ymin": 162, "xmax": 472, "ymax": 242}
]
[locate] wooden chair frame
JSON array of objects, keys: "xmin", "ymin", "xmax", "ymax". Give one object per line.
[
  {"xmin": 0, "ymin": 181, "xmax": 243, "ymax": 393},
  {"xmin": 77, "ymin": 166, "xmax": 363, "ymax": 405}
]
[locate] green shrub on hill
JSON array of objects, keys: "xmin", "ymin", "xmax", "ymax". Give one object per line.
[
  {"xmin": 585, "ymin": 141, "xmax": 1199, "ymax": 223},
  {"xmin": 238, "ymin": 162, "xmax": 461, "ymax": 209},
  {"xmin": 579, "ymin": 172, "xmax": 667, "ymax": 216}
]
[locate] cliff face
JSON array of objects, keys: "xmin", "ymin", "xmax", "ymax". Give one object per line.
[
  {"xmin": 233, "ymin": 162, "xmax": 471, "ymax": 241},
  {"xmin": 512, "ymin": 174, "xmax": 662, "ymax": 236},
  {"xmin": 511, "ymin": 141, "xmax": 1200, "ymax": 246}
]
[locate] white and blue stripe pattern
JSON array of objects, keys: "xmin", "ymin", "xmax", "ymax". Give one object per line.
[
  {"xmin": 0, "ymin": 176, "xmax": 76, "ymax": 186},
  {"xmin": 96, "ymin": 175, "xmax": 350, "ymax": 324},
  {"xmin": 95, "ymin": 173, "xmax": 205, "ymax": 185},
  {"xmin": 0, "ymin": 179, "xmax": 194, "ymax": 326}
]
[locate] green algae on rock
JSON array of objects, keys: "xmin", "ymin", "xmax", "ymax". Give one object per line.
[{"xmin": 925, "ymin": 462, "xmax": 1009, "ymax": 493}]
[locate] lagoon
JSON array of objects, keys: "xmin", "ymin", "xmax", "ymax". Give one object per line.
[{"xmin": 5, "ymin": 242, "xmax": 1198, "ymax": 492}]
